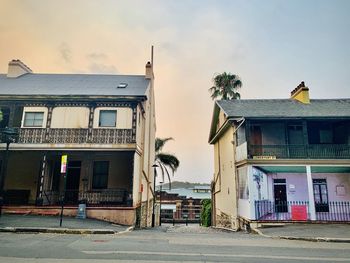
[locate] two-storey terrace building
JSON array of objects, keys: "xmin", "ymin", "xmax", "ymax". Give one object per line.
[
  {"xmin": 0, "ymin": 59, "xmax": 156, "ymax": 227},
  {"xmin": 209, "ymin": 82, "xmax": 350, "ymax": 230}
]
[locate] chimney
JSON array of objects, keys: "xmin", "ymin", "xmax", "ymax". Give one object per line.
[
  {"xmin": 290, "ymin": 81, "xmax": 310, "ymax": 104},
  {"xmin": 7, "ymin": 59, "xmax": 32, "ymax": 78},
  {"xmin": 145, "ymin": 61, "xmax": 153, "ymax": 80}
]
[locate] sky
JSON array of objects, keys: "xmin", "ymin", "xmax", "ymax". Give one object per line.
[{"xmin": 1, "ymin": 0, "xmax": 350, "ymax": 183}]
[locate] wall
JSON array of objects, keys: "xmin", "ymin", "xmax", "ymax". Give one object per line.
[
  {"xmin": 312, "ymin": 173, "xmax": 350, "ymax": 202},
  {"xmin": 51, "ymin": 107, "xmax": 89, "ymax": 128},
  {"xmin": 212, "ymin": 126, "xmax": 238, "ymax": 229},
  {"xmin": 4, "ymin": 151, "xmax": 42, "ymax": 203}
]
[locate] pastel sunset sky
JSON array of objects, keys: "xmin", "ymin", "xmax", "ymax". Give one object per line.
[{"xmin": 1, "ymin": 0, "xmax": 350, "ymax": 183}]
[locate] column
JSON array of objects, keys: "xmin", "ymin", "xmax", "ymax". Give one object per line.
[{"xmin": 306, "ymin": 165, "xmax": 316, "ymax": 220}]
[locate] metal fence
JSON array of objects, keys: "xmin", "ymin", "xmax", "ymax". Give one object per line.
[
  {"xmin": 42, "ymin": 189, "xmax": 131, "ymax": 207},
  {"xmin": 255, "ymin": 200, "xmax": 350, "ymax": 221},
  {"xmin": 249, "ymin": 144, "xmax": 350, "ymax": 159}
]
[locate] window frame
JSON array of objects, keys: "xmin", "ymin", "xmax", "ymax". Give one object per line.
[
  {"xmin": 23, "ymin": 112, "xmax": 45, "ymax": 127},
  {"xmin": 98, "ymin": 110, "xmax": 117, "ymax": 128}
]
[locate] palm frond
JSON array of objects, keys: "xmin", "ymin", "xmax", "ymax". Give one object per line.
[{"xmin": 155, "ymin": 137, "xmax": 173, "ymax": 152}]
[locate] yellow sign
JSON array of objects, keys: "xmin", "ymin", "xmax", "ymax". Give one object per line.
[{"xmin": 61, "ymin": 155, "xmax": 67, "ymax": 173}]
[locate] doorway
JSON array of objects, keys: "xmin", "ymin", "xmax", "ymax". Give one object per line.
[
  {"xmin": 251, "ymin": 125, "xmax": 262, "ymax": 155},
  {"xmin": 65, "ymin": 161, "xmax": 81, "ymax": 204},
  {"xmin": 273, "ymin": 179, "xmax": 288, "ymax": 212}
]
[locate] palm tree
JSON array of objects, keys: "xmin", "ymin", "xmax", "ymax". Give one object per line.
[
  {"xmin": 155, "ymin": 137, "xmax": 179, "ymax": 190},
  {"xmin": 209, "ymin": 72, "xmax": 242, "ymax": 100}
]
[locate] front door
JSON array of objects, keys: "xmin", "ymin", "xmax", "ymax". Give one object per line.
[
  {"xmin": 287, "ymin": 124, "xmax": 305, "ymax": 158},
  {"xmin": 251, "ymin": 125, "xmax": 262, "ymax": 155},
  {"xmin": 65, "ymin": 161, "xmax": 81, "ymax": 204},
  {"xmin": 274, "ymin": 179, "xmax": 288, "ymax": 212},
  {"xmin": 313, "ymin": 179, "xmax": 329, "ymax": 212}
]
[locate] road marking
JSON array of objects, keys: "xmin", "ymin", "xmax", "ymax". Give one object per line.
[{"xmin": 81, "ymin": 250, "xmax": 350, "ymax": 261}]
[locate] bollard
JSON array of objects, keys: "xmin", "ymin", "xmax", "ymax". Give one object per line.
[{"xmin": 173, "ymin": 218, "xmax": 175, "ymax": 226}]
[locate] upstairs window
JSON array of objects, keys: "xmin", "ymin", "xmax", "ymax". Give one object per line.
[
  {"xmin": 23, "ymin": 112, "xmax": 44, "ymax": 127},
  {"xmin": 92, "ymin": 161, "xmax": 109, "ymax": 189},
  {"xmin": 99, "ymin": 110, "xmax": 116, "ymax": 127}
]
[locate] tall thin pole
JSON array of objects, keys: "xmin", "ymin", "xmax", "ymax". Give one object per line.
[
  {"xmin": 152, "ymin": 165, "xmax": 157, "ymax": 227},
  {"xmin": 159, "ymin": 182, "xmax": 162, "ymax": 226},
  {"xmin": 59, "ymin": 155, "xmax": 68, "ymax": 227}
]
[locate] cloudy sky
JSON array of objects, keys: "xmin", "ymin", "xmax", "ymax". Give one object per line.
[{"xmin": 1, "ymin": 0, "xmax": 350, "ymax": 183}]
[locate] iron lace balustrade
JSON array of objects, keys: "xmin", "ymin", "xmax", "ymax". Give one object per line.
[
  {"xmin": 17, "ymin": 128, "xmax": 135, "ymax": 144},
  {"xmin": 42, "ymin": 189, "xmax": 132, "ymax": 207},
  {"xmin": 249, "ymin": 144, "xmax": 350, "ymax": 159}
]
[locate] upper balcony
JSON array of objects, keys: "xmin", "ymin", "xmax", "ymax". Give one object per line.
[
  {"xmin": 235, "ymin": 119, "xmax": 350, "ymax": 162},
  {"xmin": 17, "ymin": 128, "xmax": 134, "ymax": 145},
  {"xmin": 248, "ymin": 144, "xmax": 350, "ymax": 160}
]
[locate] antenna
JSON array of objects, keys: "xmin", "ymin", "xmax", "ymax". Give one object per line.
[{"xmin": 151, "ymin": 45, "xmax": 154, "ymax": 66}]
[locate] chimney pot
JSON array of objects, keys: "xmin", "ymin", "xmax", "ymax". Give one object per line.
[{"xmin": 290, "ymin": 81, "xmax": 310, "ymax": 104}]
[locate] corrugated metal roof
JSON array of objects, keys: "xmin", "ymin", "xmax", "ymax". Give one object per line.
[
  {"xmin": 0, "ymin": 73, "xmax": 150, "ymax": 97},
  {"xmin": 217, "ymin": 99, "xmax": 350, "ymax": 118}
]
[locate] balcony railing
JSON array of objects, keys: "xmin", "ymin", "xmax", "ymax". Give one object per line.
[
  {"xmin": 249, "ymin": 144, "xmax": 350, "ymax": 159},
  {"xmin": 42, "ymin": 189, "xmax": 132, "ymax": 207},
  {"xmin": 16, "ymin": 128, "xmax": 134, "ymax": 144},
  {"xmin": 255, "ymin": 200, "xmax": 350, "ymax": 222}
]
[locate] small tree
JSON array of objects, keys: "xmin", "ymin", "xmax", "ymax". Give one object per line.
[
  {"xmin": 209, "ymin": 72, "xmax": 242, "ymax": 100},
  {"xmin": 200, "ymin": 199, "xmax": 212, "ymax": 227}
]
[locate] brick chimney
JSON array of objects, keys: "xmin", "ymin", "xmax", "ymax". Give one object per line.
[
  {"xmin": 290, "ymin": 81, "xmax": 310, "ymax": 104},
  {"xmin": 145, "ymin": 61, "xmax": 153, "ymax": 80},
  {"xmin": 7, "ymin": 59, "xmax": 32, "ymax": 78}
]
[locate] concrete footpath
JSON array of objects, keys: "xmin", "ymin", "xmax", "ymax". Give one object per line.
[
  {"xmin": 0, "ymin": 214, "xmax": 132, "ymax": 234},
  {"xmin": 253, "ymin": 223, "xmax": 350, "ymax": 243}
]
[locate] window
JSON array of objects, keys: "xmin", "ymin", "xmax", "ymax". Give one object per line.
[
  {"xmin": 238, "ymin": 167, "xmax": 249, "ymax": 199},
  {"xmin": 23, "ymin": 112, "xmax": 44, "ymax": 127},
  {"xmin": 92, "ymin": 161, "xmax": 109, "ymax": 189},
  {"xmin": 99, "ymin": 110, "xmax": 116, "ymax": 127}
]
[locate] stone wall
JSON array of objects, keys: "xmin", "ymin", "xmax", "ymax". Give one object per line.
[{"xmin": 215, "ymin": 211, "xmax": 237, "ymax": 230}]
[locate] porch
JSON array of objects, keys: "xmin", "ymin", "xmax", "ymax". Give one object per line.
[
  {"xmin": 238, "ymin": 165, "xmax": 350, "ymax": 222},
  {"xmin": 1, "ymin": 150, "xmax": 135, "ymax": 207}
]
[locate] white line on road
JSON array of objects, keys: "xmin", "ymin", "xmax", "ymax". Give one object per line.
[{"xmin": 81, "ymin": 250, "xmax": 350, "ymax": 262}]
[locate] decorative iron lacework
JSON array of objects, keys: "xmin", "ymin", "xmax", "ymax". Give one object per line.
[
  {"xmin": 18, "ymin": 128, "xmax": 135, "ymax": 144},
  {"xmin": 18, "ymin": 128, "xmax": 45, "ymax": 143},
  {"xmin": 91, "ymin": 129, "xmax": 134, "ymax": 144}
]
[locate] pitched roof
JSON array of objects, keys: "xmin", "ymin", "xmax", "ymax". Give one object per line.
[
  {"xmin": 0, "ymin": 73, "xmax": 150, "ymax": 97},
  {"xmin": 217, "ymin": 99, "xmax": 350, "ymax": 118}
]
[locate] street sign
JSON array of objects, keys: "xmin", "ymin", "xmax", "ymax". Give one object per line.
[
  {"xmin": 61, "ymin": 155, "xmax": 67, "ymax": 173},
  {"xmin": 291, "ymin": 205, "xmax": 308, "ymax": 220}
]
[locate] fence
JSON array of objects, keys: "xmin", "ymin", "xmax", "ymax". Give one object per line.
[
  {"xmin": 42, "ymin": 189, "xmax": 131, "ymax": 207},
  {"xmin": 249, "ymin": 144, "xmax": 350, "ymax": 159},
  {"xmin": 255, "ymin": 200, "xmax": 350, "ymax": 221}
]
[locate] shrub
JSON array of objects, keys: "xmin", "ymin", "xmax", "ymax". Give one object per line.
[{"xmin": 200, "ymin": 199, "xmax": 211, "ymax": 227}]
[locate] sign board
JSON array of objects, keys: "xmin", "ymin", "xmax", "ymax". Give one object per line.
[
  {"xmin": 61, "ymin": 155, "xmax": 68, "ymax": 173},
  {"xmin": 252, "ymin": 156, "xmax": 276, "ymax": 160},
  {"xmin": 291, "ymin": 205, "xmax": 308, "ymax": 221}
]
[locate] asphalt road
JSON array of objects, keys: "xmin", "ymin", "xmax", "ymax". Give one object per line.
[{"xmin": 0, "ymin": 225, "xmax": 349, "ymax": 263}]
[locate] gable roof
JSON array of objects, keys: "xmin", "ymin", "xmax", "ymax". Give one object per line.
[
  {"xmin": 217, "ymin": 99, "xmax": 350, "ymax": 118},
  {"xmin": 209, "ymin": 98, "xmax": 350, "ymax": 144},
  {"xmin": 0, "ymin": 73, "xmax": 150, "ymax": 98}
]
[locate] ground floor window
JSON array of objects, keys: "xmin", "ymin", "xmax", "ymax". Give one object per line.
[
  {"xmin": 238, "ymin": 167, "xmax": 249, "ymax": 199},
  {"xmin": 313, "ymin": 179, "xmax": 329, "ymax": 212},
  {"xmin": 92, "ymin": 161, "xmax": 109, "ymax": 189}
]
